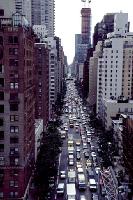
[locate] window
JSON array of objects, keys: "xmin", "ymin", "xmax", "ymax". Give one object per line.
[
  {"xmin": 0, "ymin": 192, "xmax": 3, "ymax": 198},
  {"xmin": 9, "ymin": 48, "xmax": 18, "ymax": 55},
  {"xmin": 0, "ymin": 105, "xmax": 4, "ymax": 113},
  {"xmin": 0, "ymin": 131, "xmax": 4, "ymax": 140},
  {"xmin": 0, "ymin": 144, "xmax": 4, "ymax": 152},
  {"xmin": 0, "ymin": 118, "xmax": 3, "ymax": 126},
  {"xmin": 0, "ymin": 78, "xmax": 4, "ymax": 87},
  {"xmin": 0, "ymin": 36, "xmax": 3, "ymax": 45},
  {"xmin": 10, "ymin": 126, "xmax": 19, "ymax": 133},
  {"xmin": 10, "ymin": 137, "xmax": 19, "ymax": 144},
  {"xmin": 0, "ymin": 92, "xmax": 4, "ymax": 100},
  {"xmin": 10, "ymin": 82, "xmax": 18, "ymax": 89},
  {"xmin": 10, "ymin": 93, "xmax": 18, "ymax": 100},
  {"xmin": 10, "ymin": 115, "xmax": 19, "ymax": 122},
  {"xmin": 9, "ymin": 59, "xmax": 18, "ymax": 66},
  {"xmin": 0, "ymin": 157, "xmax": 4, "ymax": 166},
  {"xmin": 10, "ymin": 180, "xmax": 18, "ymax": 187},
  {"xmin": 10, "ymin": 104, "xmax": 18, "ymax": 111},
  {"xmin": 10, "ymin": 169, "xmax": 18, "ymax": 176},
  {"xmin": 10, "ymin": 191, "xmax": 18, "ymax": 198},
  {"xmin": 8, "ymin": 36, "xmax": 18, "ymax": 44}
]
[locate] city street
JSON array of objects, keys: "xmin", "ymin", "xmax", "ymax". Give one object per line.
[{"xmin": 54, "ymin": 79, "xmax": 101, "ymax": 200}]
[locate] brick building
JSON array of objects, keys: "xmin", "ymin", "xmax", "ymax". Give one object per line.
[
  {"xmin": 0, "ymin": 14, "xmax": 35, "ymax": 199},
  {"xmin": 34, "ymin": 43, "xmax": 49, "ymax": 126}
]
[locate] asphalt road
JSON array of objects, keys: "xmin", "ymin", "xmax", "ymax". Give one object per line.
[{"xmin": 55, "ymin": 124, "xmax": 92, "ymax": 200}]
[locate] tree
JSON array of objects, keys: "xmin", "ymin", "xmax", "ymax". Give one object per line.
[{"xmin": 34, "ymin": 122, "xmax": 62, "ymax": 199}]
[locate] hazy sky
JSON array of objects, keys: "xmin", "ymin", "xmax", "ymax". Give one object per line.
[{"xmin": 55, "ymin": 0, "xmax": 133, "ymax": 64}]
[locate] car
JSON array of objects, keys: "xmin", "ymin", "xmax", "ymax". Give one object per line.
[
  {"xmin": 90, "ymin": 145, "xmax": 95, "ymax": 151},
  {"xmin": 76, "ymin": 141, "xmax": 80, "ymax": 146},
  {"xmin": 83, "ymin": 143, "xmax": 88, "ymax": 149},
  {"xmin": 86, "ymin": 168, "xmax": 94, "ymax": 179},
  {"xmin": 69, "ymin": 159, "xmax": 74, "ymax": 166},
  {"xmin": 60, "ymin": 171, "xmax": 66, "ymax": 179},
  {"xmin": 77, "ymin": 162, "xmax": 82, "ymax": 168},
  {"xmin": 57, "ymin": 183, "xmax": 65, "ymax": 195},
  {"xmin": 64, "ymin": 127, "xmax": 68, "ymax": 131},
  {"xmin": 76, "ymin": 147, "xmax": 80, "ymax": 152},
  {"xmin": 87, "ymin": 138, "xmax": 91, "ymax": 143},
  {"xmin": 86, "ymin": 159, "xmax": 92, "ymax": 167},
  {"xmin": 77, "ymin": 167, "xmax": 84, "ymax": 173},
  {"xmin": 84, "ymin": 151, "xmax": 89, "ymax": 158},
  {"xmin": 68, "ymin": 154, "xmax": 74, "ymax": 159},
  {"xmin": 76, "ymin": 152, "xmax": 80, "ymax": 160},
  {"xmin": 95, "ymin": 167, "xmax": 100, "ymax": 175},
  {"xmin": 92, "ymin": 193, "xmax": 98, "ymax": 200},
  {"xmin": 91, "ymin": 152, "xmax": 96, "ymax": 157},
  {"xmin": 80, "ymin": 195, "xmax": 87, "ymax": 200}
]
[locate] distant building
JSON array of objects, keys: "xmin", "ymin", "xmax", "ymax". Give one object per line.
[
  {"xmin": 81, "ymin": 7, "xmax": 91, "ymax": 44},
  {"xmin": 87, "ymin": 42, "xmax": 102, "ymax": 105},
  {"xmin": 35, "ymin": 43, "xmax": 49, "ymax": 126},
  {"xmin": 93, "ymin": 13, "xmax": 115, "ymax": 48},
  {"xmin": 31, "ymin": 0, "xmax": 55, "ymax": 36}
]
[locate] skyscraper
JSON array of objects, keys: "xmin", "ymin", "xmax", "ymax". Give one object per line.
[
  {"xmin": 31, "ymin": 0, "xmax": 55, "ymax": 36},
  {"xmin": 81, "ymin": 7, "xmax": 91, "ymax": 44},
  {"xmin": 93, "ymin": 13, "xmax": 115, "ymax": 48}
]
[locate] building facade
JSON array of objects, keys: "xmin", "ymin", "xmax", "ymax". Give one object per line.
[
  {"xmin": 96, "ymin": 13, "xmax": 133, "ymax": 124},
  {"xmin": 87, "ymin": 42, "xmax": 102, "ymax": 106},
  {"xmin": 31, "ymin": 0, "xmax": 55, "ymax": 36},
  {"xmin": 81, "ymin": 7, "xmax": 91, "ymax": 44},
  {"xmin": 35, "ymin": 43, "xmax": 49, "ymax": 126},
  {"xmin": 0, "ymin": 13, "xmax": 35, "ymax": 199}
]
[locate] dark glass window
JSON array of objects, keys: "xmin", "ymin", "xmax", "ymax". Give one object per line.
[
  {"xmin": 10, "ymin": 104, "xmax": 18, "ymax": 111},
  {"xmin": 0, "ymin": 105, "xmax": 4, "ymax": 113},
  {"xmin": 0, "ymin": 92, "xmax": 4, "ymax": 100},
  {"xmin": 10, "ymin": 137, "xmax": 19, "ymax": 144}
]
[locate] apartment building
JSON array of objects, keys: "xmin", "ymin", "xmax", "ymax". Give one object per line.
[
  {"xmin": 34, "ymin": 43, "xmax": 49, "ymax": 126},
  {"xmin": 87, "ymin": 42, "xmax": 102, "ymax": 106},
  {"xmin": 32, "ymin": 0, "xmax": 55, "ymax": 37},
  {"xmin": 96, "ymin": 13, "xmax": 133, "ymax": 128},
  {"xmin": 47, "ymin": 38, "xmax": 58, "ymax": 120},
  {"xmin": 0, "ymin": 12, "xmax": 35, "ymax": 199}
]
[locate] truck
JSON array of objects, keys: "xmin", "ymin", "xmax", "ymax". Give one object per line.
[
  {"xmin": 66, "ymin": 183, "xmax": 76, "ymax": 200},
  {"xmin": 89, "ymin": 178, "xmax": 97, "ymax": 191},
  {"xmin": 68, "ymin": 170, "xmax": 76, "ymax": 183},
  {"xmin": 77, "ymin": 173, "xmax": 86, "ymax": 190}
]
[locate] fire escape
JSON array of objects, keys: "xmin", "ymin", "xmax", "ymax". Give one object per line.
[{"xmin": 100, "ymin": 167, "xmax": 118, "ymax": 200}]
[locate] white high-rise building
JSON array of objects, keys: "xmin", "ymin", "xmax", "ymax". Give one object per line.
[
  {"xmin": 97, "ymin": 12, "xmax": 133, "ymax": 128},
  {"xmin": 32, "ymin": 0, "xmax": 55, "ymax": 36},
  {"xmin": 15, "ymin": 0, "xmax": 31, "ymax": 24}
]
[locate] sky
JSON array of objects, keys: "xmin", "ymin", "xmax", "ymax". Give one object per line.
[{"xmin": 55, "ymin": 0, "xmax": 133, "ymax": 64}]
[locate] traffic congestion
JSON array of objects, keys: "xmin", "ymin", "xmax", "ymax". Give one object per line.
[{"xmin": 55, "ymin": 78, "xmax": 101, "ymax": 200}]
